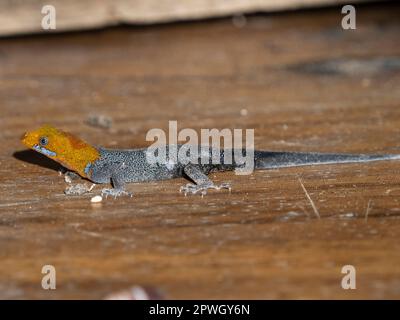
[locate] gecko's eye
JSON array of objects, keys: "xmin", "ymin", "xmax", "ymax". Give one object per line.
[{"xmin": 39, "ymin": 136, "xmax": 49, "ymax": 146}]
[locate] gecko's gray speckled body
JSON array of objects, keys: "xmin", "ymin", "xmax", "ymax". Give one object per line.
[{"xmin": 86, "ymin": 145, "xmax": 400, "ymax": 197}]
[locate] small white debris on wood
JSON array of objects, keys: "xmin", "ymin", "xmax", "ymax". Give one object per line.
[
  {"xmin": 240, "ymin": 108, "xmax": 248, "ymax": 116},
  {"xmin": 339, "ymin": 213, "xmax": 356, "ymax": 219},
  {"xmin": 90, "ymin": 195, "xmax": 103, "ymax": 203},
  {"xmin": 298, "ymin": 178, "xmax": 320, "ymax": 219},
  {"xmin": 277, "ymin": 211, "xmax": 305, "ymax": 222},
  {"xmin": 85, "ymin": 114, "xmax": 113, "ymax": 129},
  {"xmin": 365, "ymin": 199, "xmax": 372, "ymax": 222}
]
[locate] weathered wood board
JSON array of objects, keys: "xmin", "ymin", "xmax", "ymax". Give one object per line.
[{"xmin": 0, "ymin": 3, "xmax": 399, "ymax": 299}]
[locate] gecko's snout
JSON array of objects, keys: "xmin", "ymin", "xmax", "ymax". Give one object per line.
[{"xmin": 20, "ymin": 131, "xmax": 35, "ymax": 148}]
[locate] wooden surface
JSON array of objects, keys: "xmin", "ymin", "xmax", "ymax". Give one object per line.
[{"xmin": 1, "ymin": 3, "xmax": 400, "ymax": 299}]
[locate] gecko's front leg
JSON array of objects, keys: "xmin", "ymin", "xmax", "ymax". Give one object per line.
[
  {"xmin": 180, "ymin": 164, "xmax": 231, "ymax": 196},
  {"xmin": 98, "ymin": 162, "xmax": 133, "ymax": 198}
]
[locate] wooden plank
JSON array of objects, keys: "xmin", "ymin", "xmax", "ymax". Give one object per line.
[
  {"xmin": 0, "ymin": 0, "xmax": 370, "ymax": 36},
  {"xmin": 0, "ymin": 3, "xmax": 400, "ymax": 299}
]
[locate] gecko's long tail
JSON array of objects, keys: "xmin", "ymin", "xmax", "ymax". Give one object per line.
[{"xmin": 254, "ymin": 151, "xmax": 400, "ymax": 169}]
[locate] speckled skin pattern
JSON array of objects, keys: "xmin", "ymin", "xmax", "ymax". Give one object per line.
[
  {"xmin": 88, "ymin": 145, "xmax": 400, "ymax": 187},
  {"xmin": 88, "ymin": 146, "xmax": 237, "ymax": 185}
]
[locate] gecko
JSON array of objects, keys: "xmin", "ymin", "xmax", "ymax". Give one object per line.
[{"xmin": 21, "ymin": 125, "xmax": 400, "ymax": 198}]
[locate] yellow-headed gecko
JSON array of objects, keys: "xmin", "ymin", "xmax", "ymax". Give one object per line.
[{"xmin": 21, "ymin": 125, "xmax": 400, "ymax": 197}]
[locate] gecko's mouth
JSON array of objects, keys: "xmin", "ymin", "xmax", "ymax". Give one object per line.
[{"xmin": 33, "ymin": 144, "xmax": 57, "ymax": 157}]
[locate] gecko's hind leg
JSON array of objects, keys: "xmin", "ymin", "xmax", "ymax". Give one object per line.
[{"xmin": 180, "ymin": 164, "xmax": 231, "ymax": 196}]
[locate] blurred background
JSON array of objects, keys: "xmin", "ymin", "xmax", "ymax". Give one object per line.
[{"xmin": 1, "ymin": 0, "xmax": 369, "ymax": 36}]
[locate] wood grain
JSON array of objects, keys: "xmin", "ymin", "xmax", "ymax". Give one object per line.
[{"xmin": 0, "ymin": 3, "xmax": 400, "ymax": 299}]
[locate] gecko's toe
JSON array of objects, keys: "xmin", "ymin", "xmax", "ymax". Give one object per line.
[
  {"xmin": 179, "ymin": 183, "xmax": 197, "ymax": 196},
  {"xmin": 216, "ymin": 182, "xmax": 231, "ymax": 191}
]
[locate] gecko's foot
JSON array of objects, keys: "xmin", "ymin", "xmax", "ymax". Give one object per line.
[
  {"xmin": 64, "ymin": 183, "xmax": 95, "ymax": 196},
  {"xmin": 179, "ymin": 182, "xmax": 231, "ymax": 196},
  {"xmin": 101, "ymin": 188, "xmax": 133, "ymax": 199},
  {"xmin": 64, "ymin": 171, "xmax": 80, "ymax": 184}
]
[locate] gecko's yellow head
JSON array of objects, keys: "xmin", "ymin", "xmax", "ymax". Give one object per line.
[{"xmin": 21, "ymin": 125, "xmax": 100, "ymax": 177}]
